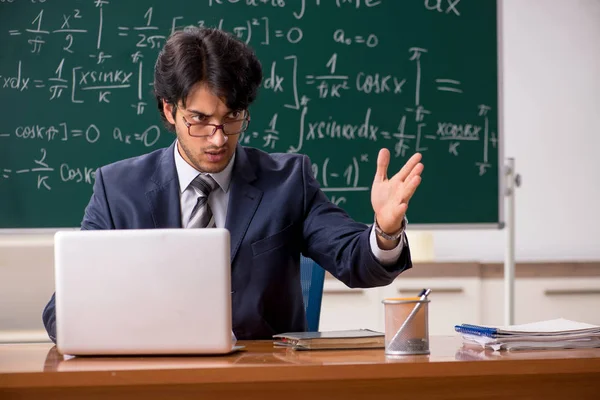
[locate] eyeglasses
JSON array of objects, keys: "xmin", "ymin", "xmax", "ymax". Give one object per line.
[{"xmin": 179, "ymin": 109, "xmax": 250, "ymax": 138}]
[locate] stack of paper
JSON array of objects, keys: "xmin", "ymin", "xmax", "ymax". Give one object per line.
[
  {"xmin": 455, "ymin": 318, "xmax": 600, "ymax": 351},
  {"xmin": 273, "ymin": 329, "xmax": 384, "ymax": 350}
]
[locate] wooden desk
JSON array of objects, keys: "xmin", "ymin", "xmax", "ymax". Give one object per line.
[{"xmin": 1, "ymin": 336, "xmax": 599, "ymax": 399}]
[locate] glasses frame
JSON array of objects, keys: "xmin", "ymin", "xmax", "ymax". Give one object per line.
[{"xmin": 178, "ymin": 108, "xmax": 251, "ymax": 138}]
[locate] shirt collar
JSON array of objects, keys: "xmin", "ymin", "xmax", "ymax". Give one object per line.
[{"xmin": 173, "ymin": 141, "xmax": 235, "ymax": 194}]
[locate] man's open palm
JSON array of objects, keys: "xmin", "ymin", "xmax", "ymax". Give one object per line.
[{"xmin": 371, "ymin": 149, "xmax": 423, "ymax": 235}]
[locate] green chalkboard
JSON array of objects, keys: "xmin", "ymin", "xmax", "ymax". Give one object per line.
[{"xmin": 0, "ymin": 0, "xmax": 501, "ymax": 229}]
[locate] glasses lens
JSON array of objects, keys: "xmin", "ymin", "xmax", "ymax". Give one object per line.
[
  {"xmin": 223, "ymin": 119, "xmax": 249, "ymax": 136},
  {"xmin": 189, "ymin": 123, "xmax": 212, "ymax": 137}
]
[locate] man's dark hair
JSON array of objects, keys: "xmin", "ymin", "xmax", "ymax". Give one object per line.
[{"xmin": 154, "ymin": 26, "xmax": 263, "ymax": 131}]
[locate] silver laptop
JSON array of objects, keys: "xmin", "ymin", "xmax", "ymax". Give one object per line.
[{"xmin": 54, "ymin": 228, "xmax": 234, "ymax": 356}]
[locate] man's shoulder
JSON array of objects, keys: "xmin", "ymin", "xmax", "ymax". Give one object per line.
[{"xmin": 99, "ymin": 145, "xmax": 171, "ymax": 179}]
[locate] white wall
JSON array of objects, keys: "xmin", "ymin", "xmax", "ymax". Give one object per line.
[
  {"xmin": 431, "ymin": 0, "xmax": 600, "ymax": 262},
  {"xmin": 0, "ymin": 235, "xmax": 54, "ymax": 341},
  {"xmin": 1, "ymin": 0, "xmax": 599, "ymax": 338}
]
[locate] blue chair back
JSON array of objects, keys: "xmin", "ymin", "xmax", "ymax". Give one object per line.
[{"xmin": 300, "ymin": 256, "xmax": 325, "ymax": 332}]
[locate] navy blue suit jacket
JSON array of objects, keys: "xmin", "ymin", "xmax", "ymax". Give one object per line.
[{"xmin": 42, "ymin": 142, "xmax": 412, "ymax": 341}]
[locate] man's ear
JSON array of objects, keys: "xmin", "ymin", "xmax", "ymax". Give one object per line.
[{"xmin": 162, "ymin": 99, "xmax": 176, "ymax": 125}]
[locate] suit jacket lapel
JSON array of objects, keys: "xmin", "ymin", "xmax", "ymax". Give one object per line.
[
  {"xmin": 225, "ymin": 145, "xmax": 262, "ymax": 263},
  {"xmin": 145, "ymin": 142, "xmax": 182, "ymax": 229}
]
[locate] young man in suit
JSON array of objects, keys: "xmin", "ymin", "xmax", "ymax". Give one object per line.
[{"xmin": 42, "ymin": 27, "xmax": 423, "ymax": 342}]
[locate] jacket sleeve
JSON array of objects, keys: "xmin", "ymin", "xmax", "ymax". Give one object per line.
[
  {"xmin": 300, "ymin": 155, "xmax": 412, "ymax": 288},
  {"xmin": 42, "ymin": 168, "xmax": 114, "ymax": 344}
]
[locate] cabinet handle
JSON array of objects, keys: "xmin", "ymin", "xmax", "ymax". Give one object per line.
[
  {"xmin": 323, "ymin": 288, "xmax": 364, "ymax": 294},
  {"xmin": 544, "ymin": 289, "xmax": 600, "ymax": 296},
  {"xmin": 397, "ymin": 287, "xmax": 464, "ymax": 294}
]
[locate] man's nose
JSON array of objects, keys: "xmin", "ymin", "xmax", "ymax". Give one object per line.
[{"xmin": 208, "ymin": 126, "xmax": 228, "ymax": 147}]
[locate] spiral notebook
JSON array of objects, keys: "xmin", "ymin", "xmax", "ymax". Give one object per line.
[{"xmin": 455, "ymin": 318, "xmax": 600, "ymax": 338}]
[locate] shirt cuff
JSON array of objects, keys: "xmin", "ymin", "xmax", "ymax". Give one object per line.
[{"xmin": 369, "ymin": 225, "xmax": 405, "ymax": 265}]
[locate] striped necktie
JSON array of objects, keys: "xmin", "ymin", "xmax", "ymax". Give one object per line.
[{"xmin": 186, "ymin": 174, "xmax": 218, "ymax": 228}]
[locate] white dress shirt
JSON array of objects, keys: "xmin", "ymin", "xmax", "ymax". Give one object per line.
[
  {"xmin": 175, "ymin": 142, "xmax": 234, "ymax": 229},
  {"xmin": 173, "ymin": 143, "xmax": 404, "ymax": 264}
]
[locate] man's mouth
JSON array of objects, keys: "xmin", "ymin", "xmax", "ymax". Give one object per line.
[{"xmin": 205, "ymin": 149, "xmax": 227, "ymax": 162}]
